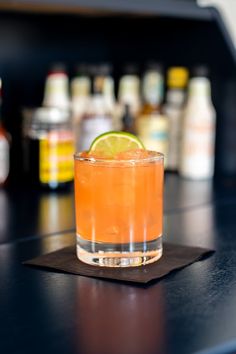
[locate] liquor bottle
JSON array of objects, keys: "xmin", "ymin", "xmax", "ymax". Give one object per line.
[
  {"xmin": 23, "ymin": 107, "xmax": 74, "ymax": 190},
  {"xmin": 43, "ymin": 63, "xmax": 70, "ymax": 110},
  {"xmin": 163, "ymin": 67, "xmax": 189, "ymax": 171},
  {"xmin": 0, "ymin": 79, "xmax": 10, "ymax": 187},
  {"xmin": 141, "ymin": 62, "xmax": 164, "ymax": 114},
  {"xmin": 122, "ymin": 104, "xmax": 136, "ymax": 135},
  {"xmin": 116, "ymin": 64, "xmax": 141, "ymax": 130},
  {"xmin": 71, "ymin": 64, "xmax": 91, "ymax": 150},
  {"xmin": 179, "ymin": 67, "xmax": 216, "ymax": 179},
  {"xmin": 71, "ymin": 63, "xmax": 91, "ymax": 121},
  {"xmin": 136, "ymin": 63, "xmax": 169, "ymax": 164},
  {"xmin": 79, "ymin": 69, "xmax": 113, "ymax": 151},
  {"xmin": 96, "ymin": 63, "xmax": 115, "ymax": 115}
]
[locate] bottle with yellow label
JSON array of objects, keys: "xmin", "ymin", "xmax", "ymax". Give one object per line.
[
  {"xmin": 23, "ymin": 107, "xmax": 74, "ymax": 189},
  {"xmin": 136, "ymin": 63, "xmax": 169, "ymax": 165}
]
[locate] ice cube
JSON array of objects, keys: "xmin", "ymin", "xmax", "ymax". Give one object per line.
[{"xmin": 115, "ymin": 149, "xmax": 151, "ymax": 160}]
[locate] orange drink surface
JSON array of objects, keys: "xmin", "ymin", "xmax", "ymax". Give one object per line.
[{"xmin": 74, "ymin": 149, "xmax": 164, "ymax": 244}]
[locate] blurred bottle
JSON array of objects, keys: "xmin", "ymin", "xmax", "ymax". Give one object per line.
[
  {"xmin": 0, "ymin": 79, "xmax": 10, "ymax": 187},
  {"xmin": 95, "ymin": 63, "xmax": 115, "ymax": 114},
  {"xmin": 141, "ymin": 62, "xmax": 164, "ymax": 114},
  {"xmin": 164, "ymin": 67, "xmax": 189, "ymax": 172},
  {"xmin": 117, "ymin": 64, "xmax": 141, "ymax": 130},
  {"xmin": 136, "ymin": 63, "xmax": 169, "ymax": 165},
  {"xmin": 180, "ymin": 66, "xmax": 216, "ymax": 179},
  {"xmin": 71, "ymin": 64, "xmax": 91, "ymax": 150},
  {"xmin": 122, "ymin": 104, "xmax": 136, "ymax": 134},
  {"xmin": 43, "ymin": 63, "xmax": 70, "ymax": 110},
  {"xmin": 23, "ymin": 107, "xmax": 74, "ymax": 190},
  {"xmin": 79, "ymin": 68, "xmax": 113, "ymax": 151}
]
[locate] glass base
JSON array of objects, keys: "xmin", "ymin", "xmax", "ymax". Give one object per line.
[{"xmin": 76, "ymin": 235, "xmax": 163, "ymax": 267}]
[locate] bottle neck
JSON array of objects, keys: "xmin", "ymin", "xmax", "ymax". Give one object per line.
[
  {"xmin": 166, "ymin": 88, "xmax": 186, "ymax": 107},
  {"xmin": 143, "ymin": 71, "xmax": 163, "ymax": 107},
  {"xmin": 71, "ymin": 76, "xmax": 90, "ymax": 98},
  {"xmin": 118, "ymin": 76, "xmax": 140, "ymax": 102},
  {"xmin": 187, "ymin": 77, "xmax": 212, "ymax": 104}
]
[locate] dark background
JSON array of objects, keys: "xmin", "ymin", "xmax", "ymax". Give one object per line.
[{"xmin": 0, "ymin": 3, "xmax": 236, "ymax": 181}]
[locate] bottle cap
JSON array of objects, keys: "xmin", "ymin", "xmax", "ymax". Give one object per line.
[
  {"xmin": 75, "ymin": 63, "xmax": 89, "ymax": 77},
  {"xmin": 167, "ymin": 67, "xmax": 189, "ymax": 88},
  {"xmin": 145, "ymin": 61, "xmax": 163, "ymax": 74},
  {"xmin": 48, "ymin": 63, "xmax": 67, "ymax": 75},
  {"xmin": 123, "ymin": 63, "xmax": 139, "ymax": 76},
  {"xmin": 97, "ymin": 63, "xmax": 113, "ymax": 76},
  {"xmin": 191, "ymin": 65, "xmax": 209, "ymax": 78}
]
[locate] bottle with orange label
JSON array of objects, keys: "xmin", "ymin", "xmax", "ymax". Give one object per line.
[
  {"xmin": 23, "ymin": 107, "xmax": 74, "ymax": 189},
  {"xmin": 180, "ymin": 67, "xmax": 216, "ymax": 179}
]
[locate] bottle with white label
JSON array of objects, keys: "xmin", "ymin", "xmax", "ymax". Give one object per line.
[
  {"xmin": 71, "ymin": 64, "xmax": 91, "ymax": 122},
  {"xmin": 116, "ymin": 64, "xmax": 141, "ymax": 130},
  {"xmin": 0, "ymin": 79, "xmax": 10, "ymax": 187},
  {"xmin": 97, "ymin": 63, "xmax": 115, "ymax": 115},
  {"xmin": 136, "ymin": 63, "xmax": 169, "ymax": 166},
  {"xmin": 79, "ymin": 70, "xmax": 113, "ymax": 151},
  {"xmin": 71, "ymin": 64, "xmax": 91, "ymax": 150},
  {"xmin": 180, "ymin": 70, "xmax": 216, "ymax": 179},
  {"xmin": 164, "ymin": 67, "xmax": 189, "ymax": 171}
]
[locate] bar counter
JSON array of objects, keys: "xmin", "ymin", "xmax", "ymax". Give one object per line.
[{"xmin": 1, "ymin": 174, "xmax": 236, "ymax": 354}]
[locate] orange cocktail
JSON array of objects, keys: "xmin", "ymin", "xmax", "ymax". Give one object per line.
[{"xmin": 74, "ymin": 149, "xmax": 164, "ymax": 267}]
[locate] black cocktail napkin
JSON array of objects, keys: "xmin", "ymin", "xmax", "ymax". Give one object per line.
[{"xmin": 23, "ymin": 243, "xmax": 214, "ymax": 284}]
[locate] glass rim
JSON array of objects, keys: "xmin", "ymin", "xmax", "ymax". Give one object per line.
[{"xmin": 74, "ymin": 150, "xmax": 164, "ymax": 164}]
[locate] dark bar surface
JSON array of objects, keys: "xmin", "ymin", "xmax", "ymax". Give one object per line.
[{"xmin": 1, "ymin": 175, "xmax": 236, "ymax": 354}]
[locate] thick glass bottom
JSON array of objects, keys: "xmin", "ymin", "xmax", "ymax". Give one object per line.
[{"xmin": 76, "ymin": 235, "xmax": 163, "ymax": 267}]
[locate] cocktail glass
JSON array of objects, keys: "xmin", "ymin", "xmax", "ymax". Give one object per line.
[{"xmin": 74, "ymin": 150, "xmax": 164, "ymax": 267}]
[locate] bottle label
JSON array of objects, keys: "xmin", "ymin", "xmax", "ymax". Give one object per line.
[
  {"xmin": 143, "ymin": 72, "xmax": 163, "ymax": 105},
  {"xmin": 79, "ymin": 116, "xmax": 113, "ymax": 151},
  {"xmin": 39, "ymin": 130, "xmax": 74, "ymax": 184},
  {"xmin": 181, "ymin": 120, "xmax": 215, "ymax": 178},
  {"xmin": 164, "ymin": 105, "xmax": 182, "ymax": 170},
  {"xmin": 0, "ymin": 136, "xmax": 9, "ymax": 184},
  {"xmin": 137, "ymin": 115, "xmax": 169, "ymax": 161}
]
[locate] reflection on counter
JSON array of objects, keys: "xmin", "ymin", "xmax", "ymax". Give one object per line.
[
  {"xmin": 0, "ymin": 189, "xmax": 9, "ymax": 243},
  {"xmin": 0, "ymin": 187, "xmax": 75, "ymax": 244},
  {"xmin": 38, "ymin": 191, "xmax": 75, "ymax": 239},
  {"xmin": 40, "ymin": 231, "xmax": 75, "ymax": 254},
  {"xmin": 164, "ymin": 175, "xmax": 214, "ymax": 212},
  {"xmin": 76, "ymin": 278, "xmax": 166, "ymax": 354}
]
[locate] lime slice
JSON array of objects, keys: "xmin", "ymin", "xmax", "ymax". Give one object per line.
[{"xmin": 89, "ymin": 131, "xmax": 145, "ymax": 158}]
